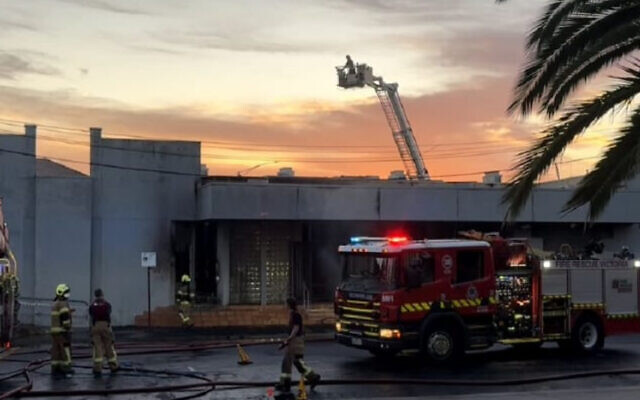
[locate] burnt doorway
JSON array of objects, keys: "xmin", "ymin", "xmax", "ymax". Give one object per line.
[
  {"xmin": 195, "ymin": 221, "xmax": 218, "ymax": 304},
  {"xmin": 171, "ymin": 221, "xmax": 191, "ymax": 287}
]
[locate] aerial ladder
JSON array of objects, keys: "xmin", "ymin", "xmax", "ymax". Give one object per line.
[
  {"xmin": 336, "ymin": 57, "xmax": 429, "ymax": 180},
  {"xmin": 0, "ymin": 198, "xmax": 18, "ymax": 348}
]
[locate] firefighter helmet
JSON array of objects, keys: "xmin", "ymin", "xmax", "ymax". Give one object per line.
[
  {"xmin": 181, "ymin": 274, "xmax": 191, "ymax": 283},
  {"xmin": 56, "ymin": 283, "xmax": 70, "ymax": 298}
]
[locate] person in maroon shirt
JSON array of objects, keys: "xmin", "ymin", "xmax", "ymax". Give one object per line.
[
  {"xmin": 275, "ymin": 297, "xmax": 320, "ymax": 394},
  {"xmin": 88, "ymin": 289, "xmax": 119, "ymax": 376}
]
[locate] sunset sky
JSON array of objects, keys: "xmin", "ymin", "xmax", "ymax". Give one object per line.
[{"xmin": 0, "ymin": 0, "xmax": 614, "ymax": 180}]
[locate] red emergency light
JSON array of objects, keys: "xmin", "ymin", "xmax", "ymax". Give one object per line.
[{"xmin": 388, "ymin": 236, "xmax": 408, "ymax": 244}]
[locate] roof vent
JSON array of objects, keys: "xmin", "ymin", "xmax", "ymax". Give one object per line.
[
  {"xmin": 388, "ymin": 170, "xmax": 407, "ymax": 180},
  {"xmin": 277, "ymin": 167, "xmax": 295, "ymax": 177},
  {"xmin": 483, "ymin": 171, "xmax": 502, "ymax": 185}
]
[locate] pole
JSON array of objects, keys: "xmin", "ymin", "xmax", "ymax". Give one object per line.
[{"xmin": 147, "ymin": 267, "xmax": 151, "ymax": 329}]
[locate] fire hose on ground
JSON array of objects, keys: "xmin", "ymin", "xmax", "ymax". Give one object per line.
[{"xmin": 3, "ymin": 338, "xmax": 640, "ymax": 398}]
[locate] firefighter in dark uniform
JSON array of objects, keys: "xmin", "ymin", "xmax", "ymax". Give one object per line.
[
  {"xmin": 344, "ymin": 54, "xmax": 355, "ymax": 75},
  {"xmin": 51, "ymin": 283, "xmax": 73, "ymax": 376},
  {"xmin": 276, "ymin": 297, "xmax": 321, "ymax": 394},
  {"xmin": 176, "ymin": 274, "xmax": 195, "ymax": 327},
  {"xmin": 89, "ymin": 289, "xmax": 119, "ymax": 376}
]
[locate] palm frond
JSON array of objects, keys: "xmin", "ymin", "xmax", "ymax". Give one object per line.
[
  {"xmin": 542, "ymin": 32, "xmax": 640, "ymax": 115},
  {"xmin": 564, "ymin": 106, "xmax": 640, "ymax": 219},
  {"xmin": 510, "ymin": 3, "xmax": 640, "ymax": 115},
  {"xmin": 503, "ymin": 75, "xmax": 640, "ymax": 221},
  {"xmin": 527, "ymin": 0, "xmax": 587, "ymax": 51}
]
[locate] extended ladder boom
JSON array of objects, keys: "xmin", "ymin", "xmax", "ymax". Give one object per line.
[{"xmin": 336, "ymin": 60, "xmax": 429, "ymax": 180}]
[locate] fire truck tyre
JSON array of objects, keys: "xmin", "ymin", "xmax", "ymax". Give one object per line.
[
  {"xmin": 369, "ymin": 349, "xmax": 399, "ymax": 359},
  {"xmin": 572, "ymin": 316, "xmax": 604, "ymax": 353},
  {"xmin": 421, "ymin": 323, "xmax": 463, "ymax": 363}
]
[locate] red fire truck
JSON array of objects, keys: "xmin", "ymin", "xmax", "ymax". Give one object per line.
[{"xmin": 334, "ymin": 234, "xmax": 640, "ymax": 362}]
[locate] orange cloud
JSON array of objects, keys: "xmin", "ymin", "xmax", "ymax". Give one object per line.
[{"xmin": 0, "ymin": 72, "xmax": 621, "ymax": 182}]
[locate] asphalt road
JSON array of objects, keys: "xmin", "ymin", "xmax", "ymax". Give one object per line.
[{"xmin": 3, "ymin": 333, "xmax": 640, "ymax": 399}]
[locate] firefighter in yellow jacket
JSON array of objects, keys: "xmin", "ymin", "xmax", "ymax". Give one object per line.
[
  {"xmin": 51, "ymin": 283, "xmax": 73, "ymax": 376},
  {"xmin": 176, "ymin": 274, "xmax": 195, "ymax": 327}
]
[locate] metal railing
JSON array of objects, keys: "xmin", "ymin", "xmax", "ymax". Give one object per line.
[{"xmin": 18, "ymin": 297, "xmax": 90, "ymax": 324}]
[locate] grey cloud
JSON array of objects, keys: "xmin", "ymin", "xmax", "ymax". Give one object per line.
[
  {"xmin": 326, "ymin": 0, "xmax": 431, "ymax": 13},
  {"xmin": 326, "ymin": 0, "xmax": 544, "ymax": 29},
  {"xmin": 439, "ymin": 29, "xmax": 526, "ymax": 72},
  {"xmin": 0, "ymin": 85, "xmax": 296, "ymax": 143},
  {"xmin": 0, "ymin": 52, "xmax": 60, "ymax": 80},
  {"xmin": 0, "ymin": 18, "xmax": 38, "ymax": 32},
  {"xmin": 155, "ymin": 30, "xmax": 323, "ymax": 54},
  {"xmin": 57, "ymin": 0, "xmax": 152, "ymax": 15},
  {"xmin": 123, "ymin": 44, "xmax": 184, "ymax": 56}
]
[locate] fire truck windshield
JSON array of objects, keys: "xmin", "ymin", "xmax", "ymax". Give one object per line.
[{"xmin": 340, "ymin": 254, "xmax": 399, "ymax": 292}]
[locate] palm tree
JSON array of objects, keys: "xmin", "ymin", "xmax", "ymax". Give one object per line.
[{"xmin": 502, "ymin": 0, "xmax": 640, "ymax": 221}]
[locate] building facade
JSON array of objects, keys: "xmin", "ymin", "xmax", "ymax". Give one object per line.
[{"xmin": 2, "ymin": 126, "xmax": 640, "ymax": 326}]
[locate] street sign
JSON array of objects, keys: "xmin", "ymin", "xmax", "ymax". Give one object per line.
[
  {"xmin": 141, "ymin": 251, "xmax": 157, "ymax": 329},
  {"xmin": 141, "ymin": 252, "xmax": 156, "ymax": 268}
]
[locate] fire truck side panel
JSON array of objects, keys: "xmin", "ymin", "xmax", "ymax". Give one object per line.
[
  {"xmin": 604, "ymin": 269, "xmax": 638, "ymax": 315},
  {"xmin": 570, "ymin": 269, "xmax": 603, "ymax": 304},
  {"xmin": 398, "ymin": 248, "xmax": 496, "ymax": 321},
  {"xmin": 397, "ymin": 278, "xmax": 450, "ymax": 322},
  {"xmin": 542, "ymin": 262, "xmax": 640, "ymax": 340},
  {"xmin": 396, "ymin": 250, "xmax": 453, "ymax": 345},
  {"xmin": 541, "ymin": 269, "xmax": 568, "ymax": 296},
  {"xmin": 603, "ymin": 317, "xmax": 640, "ymax": 336},
  {"xmin": 446, "ymin": 248, "xmax": 495, "ymax": 314},
  {"xmin": 602, "ymin": 267, "xmax": 640, "ymax": 335}
]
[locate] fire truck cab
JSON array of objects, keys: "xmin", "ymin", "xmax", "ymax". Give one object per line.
[{"xmin": 334, "ymin": 236, "xmax": 640, "ymax": 362}]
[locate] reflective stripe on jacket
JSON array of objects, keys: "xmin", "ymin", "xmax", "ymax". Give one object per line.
[
  {"xmin": 51, "ymin": 298, "xmax": 71, "ymax": 334},
  {"xmin": 176, "ymin": 283, "xmax": 194, "ymax": 303}
]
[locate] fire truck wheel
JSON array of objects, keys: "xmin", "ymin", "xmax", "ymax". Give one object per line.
[
  {"xmin": 572, "ymin": 316, "xmax": 604, "ymax": 353},
  {"xmin": 421, "ymin": 323, "xmax": 463, "ymax": 363}
]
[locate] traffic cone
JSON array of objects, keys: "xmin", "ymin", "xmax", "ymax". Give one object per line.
[
  {"xmin": 236, "ymin": 344, "xmax": 253, "ymax": 365},
  {"xmin": 296, "ymin": 379, "xmax": 308, "ymax": 400},
  {"xmin": 266, "ymin": 387, "xmax": 275, "ymax": 399}
]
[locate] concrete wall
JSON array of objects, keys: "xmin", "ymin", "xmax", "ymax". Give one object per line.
[
  {"xmin": 198, "ymin": 180, "xmax": 640, "ymax": 224},
  {"xmin": 90, "ymin": 129, "xmax": 200, "ymax": 325},
  {"xmin": 0, "ymin": 127, "xmax": 36, "ymax": 322},
  {"xmin": 34, "ymin": 177, "xmax": 92, "ymax": 326}
]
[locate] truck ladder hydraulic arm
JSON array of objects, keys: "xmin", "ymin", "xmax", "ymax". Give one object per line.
[{"xmin": 336, "ymin": 59, "xmax": 429, "ymax": 180}]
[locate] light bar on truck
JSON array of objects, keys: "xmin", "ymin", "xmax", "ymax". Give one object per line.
[
  {"xmin": 350, "ymin": 236, "xmax": 410, "ymax": 245},
  {"xmin": 350, "ymin": 236, "xmax": 385, "ymax": 243}
]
